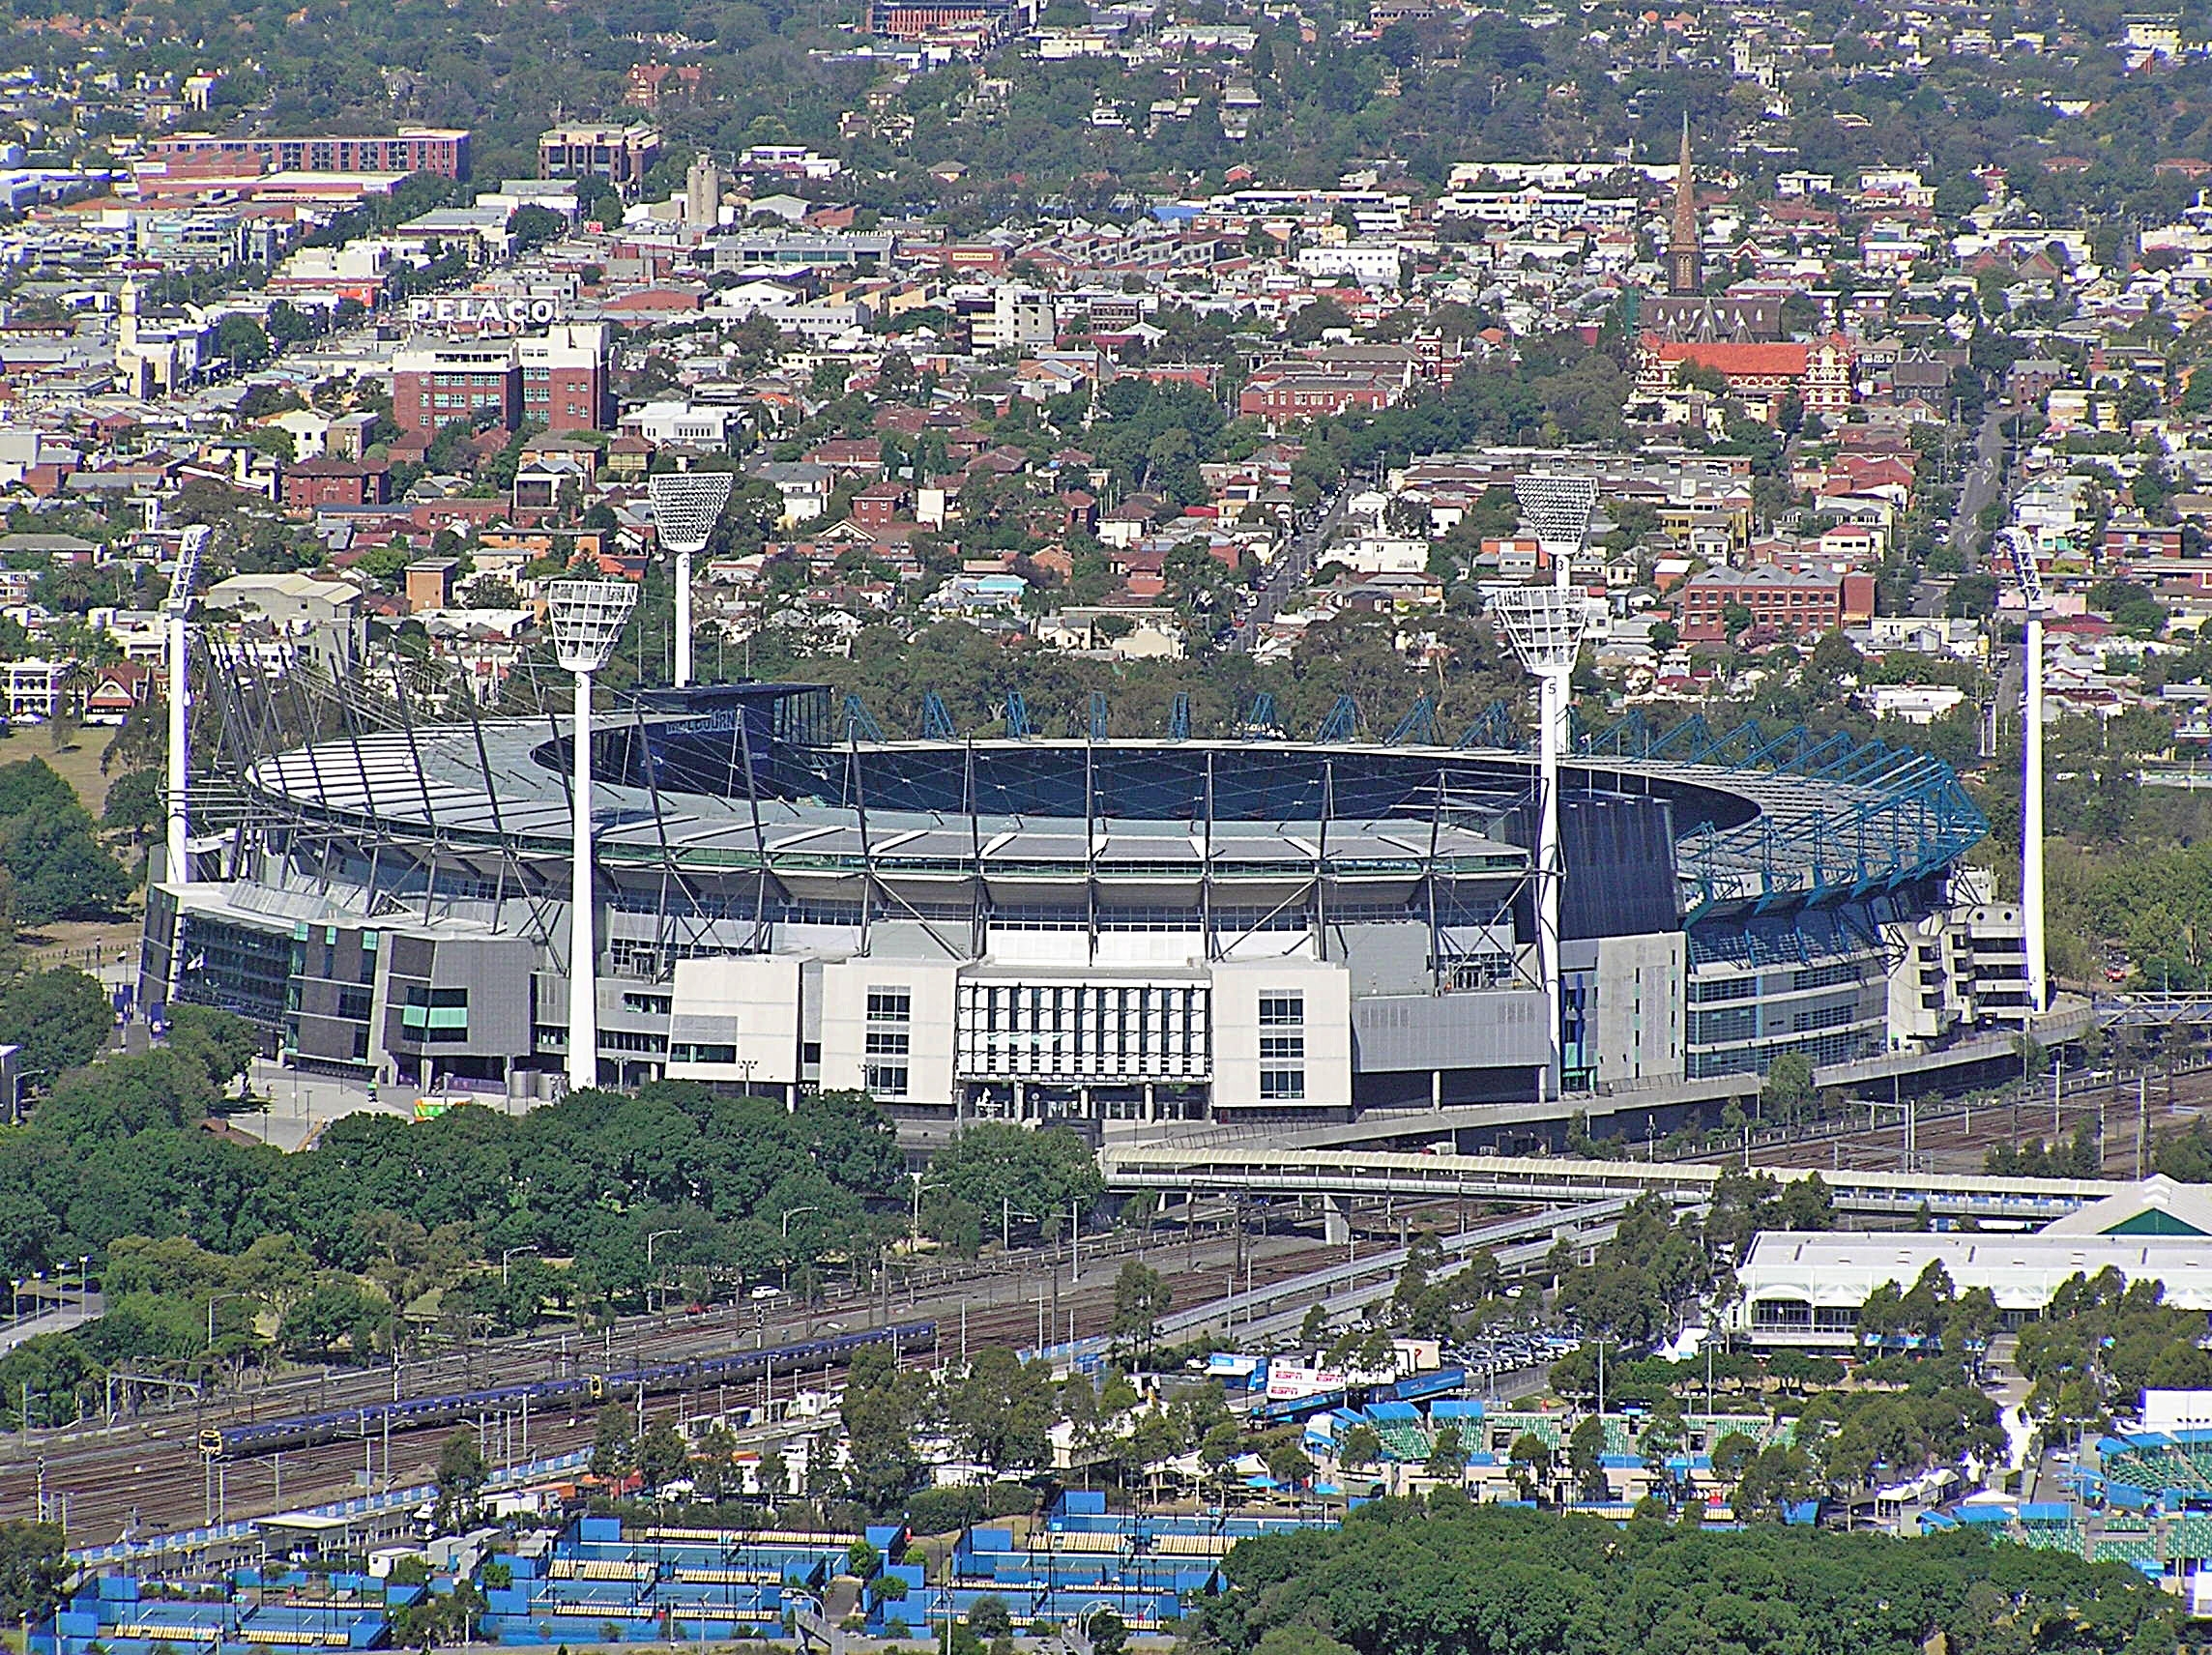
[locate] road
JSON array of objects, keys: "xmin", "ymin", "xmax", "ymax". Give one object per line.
[
  {"xmin": 1910, "ymin": 407, "xmax": 2007, "ymax": 616},
  {"xmin": 0, "ymin": 1292, "xmax": 102, "ymax": 1356},
  {"xmin": 1236, "ymin": 486, "xmax": 1350, "ymax": 653},
  {"xmin": 1951, "ymin": 406, "xmax": 2008, "ymax": 566},
  {"xmin": 222, "ymin": 1058, "xmax": 431, "ymax": 1150}
]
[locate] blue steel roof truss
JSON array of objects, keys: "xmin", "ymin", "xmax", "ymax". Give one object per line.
[
  {"xmin": 1317, "ymin": 694, "xmax": 1359, "ymax": 743},
  {"xmin": 1389, "ymin": 694, "xmax": 1437, "ymax": 746},
  {"xmin": 1678, "ymin": 758, "xmax": 1987, "ymax": 923}
]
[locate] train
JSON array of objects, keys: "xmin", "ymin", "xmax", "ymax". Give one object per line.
[{"xmin": 199, "ymin": 1321, "xmax": 937, "ymax": 1460}]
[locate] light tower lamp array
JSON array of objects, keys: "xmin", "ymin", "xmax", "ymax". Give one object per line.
[
  {"xmin": 1511, "ymin": 473, "xmax": 1600, "ymax": 593},
  {"xmin": 546, "ymin": 578, "xmax": 641, "ymax": 1092},
  {"xmin": 647, "ymin": 471, "xmax": 736, "ymax": 690},
  {"xmin": 1512, "ymin": 473, "xmax": 1599, "ymax": 752}
]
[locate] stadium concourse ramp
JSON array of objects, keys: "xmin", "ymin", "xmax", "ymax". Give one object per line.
[{"xmin": 1097, "ymin": 1146, "xmax": 2132, "ymax": 1228}]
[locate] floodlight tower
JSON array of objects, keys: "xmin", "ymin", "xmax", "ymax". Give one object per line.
[
  {"xmin": 548, "ymin": 579, "xmax": 639, "ymax": 1092},
  {"xmin": 1513, "ymin": 474, "xmax": 1598, "ymax": 750},
  {"xmin": 1492, "ymin": 584, "xmax": 1589, "ymax": 1101},
  {"xmin": 2004, "ymin": 527, "xmax": 2048, "ymax": 1016},
  {"xmin": 164, "ymin": 524, "xmax": 213, "ymax": 886},
  {"xmin": 647, "ymin": 471, "xmax": 736, "ymax": 689}
]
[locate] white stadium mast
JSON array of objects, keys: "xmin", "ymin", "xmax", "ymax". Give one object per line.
[
  {"xmin": 547, "ymin": 579, "xmax": 640, "ymax": 1092},
  {"xmin": 1492, "ymin": 584, "xmax": 1589, "ymax": 1102},
  {"xmin": 164, "ymin": 524, "xmax": 214, "ymax": 886},
  {"xmin": 647, "ymin": 471, "xmax": 736, "ymax": 690},
  {"xmin": 2002, "ymin": 527, "xmax": 2048, "ymax": 1016}
]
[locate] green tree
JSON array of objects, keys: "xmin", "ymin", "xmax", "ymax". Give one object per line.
[
  {"xmin": 1109, "ymin": 1260, "xmax": 1171, "ymax": 1352},
  {"xmin": 0, "ymin": 1522, "xmax": 67, "ymax": 1623},
  {"xmin": 636, "ymin": 1418, "xmax": 689, "ymax": 1490},
  {"xmin": 101, "ymin": 768, "xmax": 162, "ymax": 842},
  {"xmin": 435, "ymin": 1427, "xmax": 487, "ymax": 1526},
  {"xmin": 1761, "ymin": 1053, "xmax": 1817, "ymax": 1122},
  {"xmin": 1506, "ymin": 1431, "xmax": 1550, "ymax": 1501},
  {"xmin": 1567, "ymin": 1414, "xmax": 1610, "ymax": 1503},
  {"xmin": 214, "ymin": 315, "xmax": 272, "ymax": 370},
  {"xmin": 1265, "ymin": 1439, "xmax": 1315, "ymax": 1489},
  {"xmin": 1424, "ymin": 1422, "xmax": 1469, "ymax": 1481},
  {"xmin": 590, "ymin": 1405, "xmax": 635, "ymax": 1479},
  {"xmin": 0, "ymin": 970, "xmax": 112, "ymax": 1083},
  {"xmin": 1338, "ymin": 1424, "xmax": 1382, "ymax": 1470}
]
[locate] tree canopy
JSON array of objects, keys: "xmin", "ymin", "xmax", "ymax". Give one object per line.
[{"xmin": 1207, "ymin": 1495, "xmax": 2172, "ymax": 1655}]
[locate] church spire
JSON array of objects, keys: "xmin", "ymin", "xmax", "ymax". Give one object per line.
[{"xmin": 1668, "ymin": 113, "xmax": 1701, "ymax": 296}]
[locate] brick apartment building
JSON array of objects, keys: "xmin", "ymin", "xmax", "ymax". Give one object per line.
[
  {"xmin": 280, "ymin": 459, "xmax": 389, "ymax": 509},
  {"xmin": 147, "ymin": 128, "xmax": 471, "ymax": 179},
  {"xmin": 392, "ymin": 325, "xmax": 614, "ymax": 436},
  {"xmin": 1677, "ymin": 565, "xmax": 1875, "ymax": 642}
]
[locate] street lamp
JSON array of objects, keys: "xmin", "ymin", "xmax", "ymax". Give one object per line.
[
  {"xmin": 907, "ymin": 1171, "xmax": 939, "ymax": 1252},
  {"xmin": 645, "ymin": 1228, "xmax": 682, "ymax": 1314},
  {"xmin": 1491, "ymin": 584, "xmax": 1589, "ymax": 1103},
  {"xmin": 546, "ymin": 579, "xmax": 639, "ymax": 1095},
  {"xmin": 501, "ymin": 1247, "xmax": 539, "ymax": 1287},
  {"xmin": 778, "ymin": 1205, "xmax": 818, "ymax": 1294},
  {"xmin": 646, "ymin": 471, "xmax": 735, "ymax": 690}
]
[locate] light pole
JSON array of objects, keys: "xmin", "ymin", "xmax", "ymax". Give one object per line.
[
  {"xmin": 2002, "ymin": 528, "xmax": 2048, "ymax": 1015},
  {"xmin": 645, "ymin": 1229, "xmax": 682, "ymax": 1315},
  {"xmin": 1492, "ymin": 584, "xmax": 1589, "ymax": 1103},
  {"xmin": 164, "ymin": 524, "xmax": 212, "ymax": 891},
  {"xmin": 546, "ymin": 580, "xmax": 640, "ymax": 1094},
  {"xmin": 646, "ymin": 471, "xmax": 735, "ymax": 690},
  {"xmin": 501, "ymin": 1246, "xmax": 538, "ymax": 1287},
  {"xmin": 908, "ymin": 1172, "xmax": 938, "ymax": 1253},
  {"xmin": 779, "ymin": 1205, "xmax": 818, "ymax": 1293}
]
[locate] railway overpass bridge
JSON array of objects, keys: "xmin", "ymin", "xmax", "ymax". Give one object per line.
[
  {"xmin": 2095, "ymin": 993, "xmax": 2212, "ymax": 1029},
  {"xmin": 1099, "ymin": 1146, "xmax": 2133, "ymax": 1229}
]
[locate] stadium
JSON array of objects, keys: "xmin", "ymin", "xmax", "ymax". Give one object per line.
[{"xmin": 141, "ymin": 652, "xmax": 2024, "ymax": 1139}]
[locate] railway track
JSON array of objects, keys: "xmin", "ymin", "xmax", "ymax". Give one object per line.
[
  {"xmin": 1, "ymin": 1230, "xmax": 1333, "ymax": 1549},
  {"xmin": 1719, "ymin": 1065, "xmax": 2212, "ymax": 1180}
]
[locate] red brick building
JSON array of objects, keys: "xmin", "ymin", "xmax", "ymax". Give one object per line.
[
  {"xmin": 281, "ymin": 459, "xmax": 389, "ymax": 509},
  {"xmin": 1635, "ymin": 334, "xmax": 1854, "ymax": 421},
  {"xmin": 852, "ymin": 480, "xmax": 911, "ymax": 528},
  {"xmin": 626, "ymin": 62, "xmax": 707, "ymax": 112},
  {"xmin": 148, "ymin": 128, "xmax": 470, "ymax": 179},
  {"xmin": 1677, "ymin": 565, "xmax": 1873, "ymax": 641},
  {"xmin": 1236, "ymin": 369, "xmax": 1404, "ymax": 424}
]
